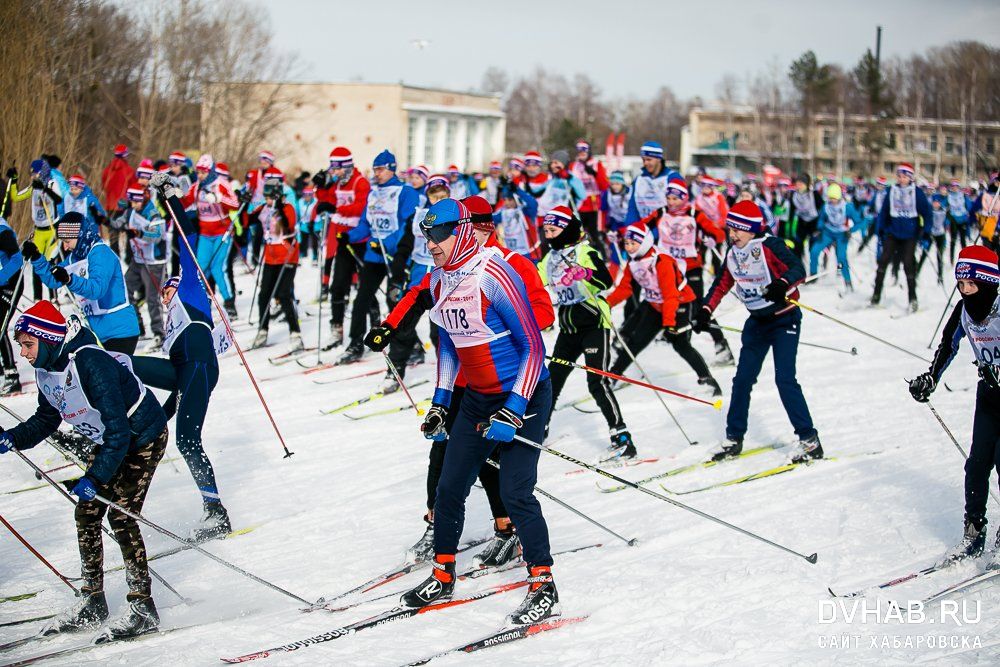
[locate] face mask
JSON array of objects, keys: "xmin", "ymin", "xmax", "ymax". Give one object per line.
[
  {"xmin": 962, "ymin": 283, "xmax": 999, "ymax": 322},
  {"xmin": 31, "ymin": 339, "xmax": 60, "ymax": 370}
]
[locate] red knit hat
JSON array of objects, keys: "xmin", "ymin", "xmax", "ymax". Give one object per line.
[
  {"xmin": 542, "ymin": 205, "xmax": 573, "ymax": 229},
  {"xmin": 447, "ymin": 164, "xmax": 461, "ymax": 175},
  {"xmin": 426, "ymin": 174, "xmax": 450, "ymax": 192},
  {"xmin": 955, "ymin": 246, "xmax": 1000, "ymax": 285},
  {"xmin": 489, "ymin": 160, "xmax": 502, "ymax": 172},
  {"xmin": 215, "ymin": 162, "xmax": 230, "ymax": 178},
  {"xmin": 623, "ymin": 223, "xmax": 653, "ymax": 258},
  {"xmin": 69, "ymin": 174, "xmax": 86, "ymax": 188},
  {"xmin": 897, "ymin": 163, "xmax": 915, "ymax": 177},
  {"xmin": 523, "ymin": 151, "xmax": 543, "ymax": 166},
  {"xmin": 726, "ymin": 200, "xmax": 766, "ymax": 234},
  {"xmin": 665, "ymin": 177, "xmax": 689, "ymax": 200},
  {"xmin": 328, "ymin": 147, "xmax": 353, "ymax": 169},
  {"xmin": 168, "ymin": 151, "xmax": 186, "ymax": 164},
  {"xmin": 508, "ymin": 157, "xmax": 525, "ymax": 171},
  {"xmin": 113, "ymin": 144, "xmax": 128, "ymax": 157},
  {"xmin": 14, "ymin": 300, "xmax": 66, "ymax": 344},
  {"xmin": 461, "ymin": 195, "xmax": 495, "ymax": 231},
  {"xmin": 136, "ymin": 159, "xmax": 154, "ymax": 179},
  {"xmin": 259, "ymin": 150, "xmax": 276, "ymax": 164}
]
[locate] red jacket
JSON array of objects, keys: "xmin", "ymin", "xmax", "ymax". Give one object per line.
[
  {"xmin": 606, "ymin": 250, "xmax": 693, "ymax": 327},
  {"xmin": 100, "ymin": 157, "xmax": 132, "ymax": 212},
  {"xmin": 262, "ymin": 202, "xmax": 299, "ymax": 265},
  {"xmin": 569, "ymin": 158, "xmax": 609, "ymax": 213},
  {"xmin": 640, "ymin": 204, "xmax": 725, "ymax": 272},
  {"xmin": 320, "ymin": 170, "xmax": 372, "ymax": 258}
]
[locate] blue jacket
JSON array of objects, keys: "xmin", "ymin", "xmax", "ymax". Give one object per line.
[
  {"xmin": 626, "ymin": 166, "xmax": 683, "ymax": 224},
  {"xmin": 32, "ymin": 219, "xmax": 139, "ymax": 342},
  {"xmin": 5, "ymin": 328, "xmax": 167, "ymax": 485},
  {"xmin": 876, "ymin": 184, "xmax": 932, "ymax": 240},
  {"xmin": 818, "ymin": 201, "xmax": 864, "ymax": 234},
  {"xmin": 0, "ymin": 218, "xmax": 22, "ymax": 287},
  {"xmin": 348, "ymin": 176, "xmax": 419, "ymax": 264},
  {"xmin": 63, "ymin": 185, "xmax": 106, "ymax": 225}
]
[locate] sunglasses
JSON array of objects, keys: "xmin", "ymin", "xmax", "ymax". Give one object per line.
[{"xmin": 420, "ymin": 221, "xmax": 459, "ymax": 243}]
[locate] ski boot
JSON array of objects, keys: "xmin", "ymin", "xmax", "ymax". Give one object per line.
[
  {"xmin": 335, "ymin": 341, "xmax": 364, "ymax": 365},
  {"xmin": 788, "ymin": 433, "xmax": 823, "ymax": 463},
  {"xmin": 599, "ymin": 431, "xmax": 636, "ymax": 464},
  {"xmin": 698, "ymin": 376, "xmax": 723, "ymax": 397},
  {"xmin": 224, "ymin": 298, "xmax": 238, "ymax": 320},
  {"xmin": 287, "ymin": 332, "xmax": 305, "ymax": 354},
  {"xmin": 909, "ymin": 298, "xmax": 919, "ymax": 313},
  {"xmin": 1, "ymin": 369, "xmax": 21, "ymax": 396},
  {"xmin": 713, "ymin": 341, "xmax": 734, "ymax": 366},
  {"xmin": 506, "ymin": 565, "xmax": 560, "ymax": 626},
  {"xmin": 251, "ymin": 328, "xmax": 268, "ymax": 349},
  {"xmin": 192, "ymin": 503, "xmax": 232, "ymax": 542},
  {"xmin": 95, "ymin": 595, "xmax": 159, "ymax": 643},
  {"xmin": 473, "ymin": 522, "xmax": 521, "ymax": 568},
  {"xmin": 408, "ymin": 342, "xmax": 425, "ymax": 366},
  {"xmin": 41, "ymin": 588, "xmax": 108, "ymax": 636},
  {"xmin": 939, "ymin": 519, "xmax": 987, "ymax": 566},
  {"xmin": 401, "ymin": 555, "xmax": 454, "ymax": 608},
  {"xmin": 405, "ymin": 514, "xmax": 435, "ymax": 563},
  {"xmin": 324, "ymin": 323, "xmax": 344, "ymax": 351},
  {"xmin": 379, "ymin": 371, "xmax": 400, "ymax": 395},
  {"xmin": 709, "ymin": 437, "xmax": 743, "ymax": 462}
]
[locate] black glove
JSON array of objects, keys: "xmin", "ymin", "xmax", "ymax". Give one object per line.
[
  {"xmin": 387, "ymin": 281, "xmax": 405, "ymax": 305},
  {"xmin": 316, "ymin": 201, "xmax": 337, "ymax": 215},
  {"xmin": 421, "ymin": 405, "xmax": 449, "ymax": 441},
  {"xmin": 363, "ymin": 322, "xmax": 395, "ymax": 352},
  {"xmin": 21, "ymin": 240, "xmax": 40, "ymax": 262},
  {"xmin": 908, "ymin": 373, "xmax": 936, "ymax": 403},
  {"xmin": 236, "ymin": 189, "xmax": 253, "ymax": 204},
  {"xmin": 5, "ymin": 167, "xmax": 16, "ymax": 180},
  {"xmin": 692, "ymin": 306, "xmax": 713, "ymax": 334},
  {"xmin": 584, "ymin": 163, "xmax": 597, "ymax": 176},
  {"xmin": 31, "ymin": 178, "xmax": 44, "ymax": 190},
  {"xmin": 977, "ymin": 363, "xmax": 1000, "ymax": 390},
  {"xmin": 762, "ymin": 278, "xmax": 789, "ymax": 304},
  {"xmin": 51, "ymin": 265, "xmax": 70, "ymax": 285},
  {"xmin": 125, "ymin": 228, "xmax": 138, "ymax": 239},
  {"xmin": 311, "ymin": 172, "xmax": 326, "ymax": 188},
  {"xmin": 336, "ymin": 231, "xmax": 348, "ymax": 243}
]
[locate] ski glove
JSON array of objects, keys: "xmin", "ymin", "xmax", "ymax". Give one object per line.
[
  {"xmin": 481, "ymin": 407, "xmax": 524, "ymax": 443},
  {"xmin": 21, "ymin": 241, "xmax": 40, "ymax": 262},
  {"xmin": 363, "ymin": 322, "xmax": 394, "ymax": 352},
  {"xmin": 5, "ymin": 167, "xmax": 16, "ymax": 180},
  {"xmin": 51, "ymin": 266, "xmax": 70, "ymax": 285},
  {"xmin": 559, "ymin": 266, "xmax": 592, "ymax": 286},
  {"xmin": 387, "ymin": 281, "xmax": 405, "ymax": 305},
  {"xmin": 0, "ymin": 430, "xmax": 12, "ymax": 454},
  {"xmin": 762, "ymin": 278, "xmax": 789, "ymax": 304},
  {"xmin": 908, "ymin": 373, "xmax": 936, "ymax": 403},
  {"xmin": 920, "ymin": 236, "xmax": 931, "ymax": 252},
  {"xmin": 70, "ymin": 476, "xmax": 98, "ymax": 502},
  {"xmin": 977, "ymin": 363, "xmax": 1000, "ymax": 390},
  {"xmin": 316, "ymin": 202, "xmax": 337, "ymax": 216},
  {"xmin": 149, "ymin": 172, "xmax": 182, "ymax": 200},
  {"xmin": 421, "ymin": 405, "xmax": 449, "ymax": 441},
  {"xmin": 692, "ymin": 306, "xmax": 713, "ymax": 334}
]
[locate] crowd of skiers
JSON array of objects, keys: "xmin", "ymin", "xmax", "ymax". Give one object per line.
[{"xmin": 0, "ymin": 139, "xmax": 998, "ymax": 642}]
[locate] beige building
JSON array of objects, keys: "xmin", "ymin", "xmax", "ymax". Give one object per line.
[
  {"xmin": 201, "ymin": 81, "xmax": 505, "ymax": 176},
  {"xmin": 680, "ymin": 104, "xmax": 1000, "ymax": 183}
]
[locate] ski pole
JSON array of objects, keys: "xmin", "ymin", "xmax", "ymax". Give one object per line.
[
  {"xmin": 316, "ymin": 214, "xmax": 328, "ymax": 366},
  {"xmin": 788, "ymin": 299, "xmax": 931, "ymax": 364},
  {"xmin": 92, "ymin": 493, "xmax": 314, "ymax": 606},
  {"xmin": 927, "ymin": 284, "xmax": 958, "ymax": 350},
  {"xmin": 925, "ymin": 401, "xmax": 1000, "ymax": 508},
  {"xmin": 4, "ymin": 442, "xmax": 189, "ymax": 604},
  {"xmin": 484, "ymin": 428, "xmax": 817, "ymax": 564},
  {"xmin": 0, "ymin": 269, "xmax": 26, "ymax": 339},
  {"xmin": 345, "ymin": 243, "xmax": 388, "ymax": 298},
  {"xmin": 482, "ymin": 458, "xmax": 636, "ymax": 546},
  {"xmin": 247, "ymin": 244, "xmax": 266, "ymax": 325},
  {"xmin": 382, "ymin": 350, "xmax": 424, "ymax": 416},
  {"xmin": 161, "ymin": 193, "xmax": 294, "ymax": 458},
  {"xmin": 546, "ymin": 356, "xmax": 722, "ymax": 409},
  {"xmin": 0, "ymin": 512, "xmax": 78, "ymax": 593},
  {"xmin": 709, "ymin": 323, "xmax": 858, "ymax": 356}
]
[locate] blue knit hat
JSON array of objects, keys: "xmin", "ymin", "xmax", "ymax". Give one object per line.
[
  {"xmin": 640, "ymin": 141, "xmax": 663, "ymax": 158},
  {"xmin": 609, "ymin": 171, "xmax": 626, "ymax": 185},
  {"xmin": 373, "ymin": 150, "xmax": 396, "ymax": 170}
]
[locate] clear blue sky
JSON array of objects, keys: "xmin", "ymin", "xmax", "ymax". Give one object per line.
[{"xmin": 268, "ymin": 0, "xmax": 1000, "ymax": 100}]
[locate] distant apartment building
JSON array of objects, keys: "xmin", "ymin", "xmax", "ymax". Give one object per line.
[
  {"xmin": 202, "ymin": 82, "xmax": 505, "ymax": 175},
  {"xmin": 680, "ymin": 105, "xmax": 999, "ymax": 183}
]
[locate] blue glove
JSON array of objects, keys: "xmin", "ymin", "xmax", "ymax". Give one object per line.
[
  {"xmin": 920, "ymin": 236, "xmax": 931, "ymax": 251},
  {"xmin": 71, "ymin": 476, "xmax": 98, "ymax": 502},
  {"xmin": 481, "ymin": 407, "xmax": 524, "ymax": 443},
  {"xmin": 0, "ymin": 431, "xmax": 12, "ymax": 454}
]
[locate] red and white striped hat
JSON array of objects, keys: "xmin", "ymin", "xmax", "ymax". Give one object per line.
[
  {"xmin": 259, "ymin": 150, "xmax": 276, "ymax": 164},
  {"xmin": 328, "ymin": 147, "xmax": 353, "ymax": 169},
  {"xmin": 623, "ymin": 223, "xmax": 654, "ymax": 258},
  {"xmin": 489, "ymin": 160, "xmax": 502, "ymax": 172},
  {"xmin": 726, "ymin": 200, "xmax": 765, "ymax": 234},
  {"xmin": 523, "ymin": 151, "xmax": 543, "ymax": 166},
  {"xmin": 700, "ymin": 175, "xmax": 723, "ymax": 187},
  {"xmin": 68, "ymin": 174, "xmax": 86, "ymax": 188},
  {"xmin": 426, "ymin": 174, "xmax": 450, "ymax": 191},
  {"xmin": 666, "ymin": 177, "xmax": 688, "ymax": 199},
  {"xmin": 447, "ymin": 164, "xmax": 461, "ymax": 175},
  {"xmin": 875, "ymin": 176, "xmax": 888, "ymax": 185},
  {"xmin": 542, "ymin": 205, "xmax": 573, "ymax": 229},
  {"xmin": 215, "ymin": 162, "xmax": 230, "ymax": 178},
  {"xmin": 127, "ymin": 185, "xmax": 147, "ymax": 202},
  {"xmin": 508, "ymin": 157, "xmax": 525, "ymax": 171},
  {"xmin": 409, "ymin": 165, "xmax": 430, "ymax": 181},
  {"xmin": 168, "ymin": 151, "xmax": 186, "ymax": 165},
  {"xmin": 263, "ymin": 167, "xmax": 284, "ymax": 183},
  {"xmin": 896, "ymin": 163, "xmax": 915, "ymax": 177},
  {"xmin": 955, "ymin": 246, "xmax": 1000, "ymax": 285},
  {"xmin": 135, "ymin": 159, "xmax": 154, "ymax": 179}
]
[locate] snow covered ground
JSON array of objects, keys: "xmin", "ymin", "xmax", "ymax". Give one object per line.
[{"xmin": 1, "ymin": 245, "xmax": 998, "ymax": 665}]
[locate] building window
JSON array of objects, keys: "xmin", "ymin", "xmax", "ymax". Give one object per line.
[
  {"xmin": 822, "ymin": 129, "xmax": 833, "ymax": 149},
  {"xmin": 444, "ymin": 119, "xmax": 456, "ymax": 164},
  {"xmin": 949, "ymin": 164, "xmax": 957, "ymax": 176},
  {"xmin": 884, "ymin": 162, "xmax": 894, "ymax": 173},
  {"xmin": 848, "ymin": 132, "xmax": 857, "ymax": 148},
  {"xmin": 904, "ymin": 135, "xmax": 913, "ymax": 152},
  {"xmin": 424, "ymin": 118, "xmax": 438, "ymax": 166},
  {"xmin": 930, "ymin": 135, "xmax": 938, "ymax": 151},
  {"xmin": 465, "ymin": 119, "xmax": 474, "ymax": 170},
  {"xmin": 945, "ymin": 135, "xmax": 955, "ymax": 154},
  {"xmin": 886, "ymin": 132, "xmax": 897, "ymax": 150},
  {"xmin": 986, "ymin": 137, "xmax": 996, "ymax": 153},
  {"xmin": 407, "ymin": 115, "xmax": 418, "ymax": 166}
]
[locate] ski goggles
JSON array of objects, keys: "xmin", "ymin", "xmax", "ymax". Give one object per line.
[{"xmin": 419, "ymin": 221, "xmax": 460, "ymax": 244}]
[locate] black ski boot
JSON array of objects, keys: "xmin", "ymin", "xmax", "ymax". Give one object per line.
[
  {"xmin": 405, "ymin": 514, "xmax": 435, "ymax": 563},
  {"xmin": 336, "ymin": 341, "xmax": 364, "ymax": 365},
  {"xmin": 599, "ymin": 431, "xmax": 636, "ymax": 464},
  {"xmin": 41, "ymin": 589, "xmax": 109, "ymax": 636},
  {"xmin": 789, "ymin": 433, "xmax": 823, "ymax": 463},
  {"xmin": 939, "ymin": 518, "xmax": 987, "ymax": 566},
  {"xmin": 473, "ymin": 523, "xmax": 521, "ymax": 568},
  {"xmin": 224, "ymin": 298, "xmax": 238, "ymax": 320},
  {"xmin": 710, "ymin": 437, "xmax": 743, "ymax": 461},
  {"xmin": 401, "ymin": 555, "xmax": 454, "ymax": 608},
  {"xmin": 1, "ymin": 369, "xmax": 21, "ymax": 396},
  {"xmin": 506, "ymin": 565, "xmax": 560, "ymax": 627},
  {"xmin": 408, "ymin": 342, "xmax": 425, "ymax": 366},
  {"xmin": 713, "ymin": 341, "xmax": 734, "ymax": 366},
  {"xmin": 95, "ymin": 595, "xmax": 159, "ymax": 643},
  {"xmin": 698, "ymin": 376, "xmax": 723, "ymax": 397},
  {"xmin": 192, "ymin": 502, "xmax": 232, "ymax": 542}
]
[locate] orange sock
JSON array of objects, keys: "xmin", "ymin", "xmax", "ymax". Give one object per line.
[{"xmin": 433, "ymin": 553, "xmax": 455, "ymax": 583}]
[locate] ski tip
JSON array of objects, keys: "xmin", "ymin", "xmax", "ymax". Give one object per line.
[
  {"xmin": 827, "ymin": 587, "xmax": 837, "ymax": 597},
  {"xmin": 806, "ymin": 553, "xmax": 819, "ymax": 564},
  {"xmin": 712, "ymin": 399, "xmax": 723, "ymax": 410},
  {"xmin": 626, "ymin": 538, "xmax": 640, "ymax": 547},
  {"xmin": 850, "ymin": 347, "xmax": 858, "ymax": 355}
]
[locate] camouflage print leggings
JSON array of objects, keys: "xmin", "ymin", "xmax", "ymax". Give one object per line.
[{"xmin": 75, "ymin": 428, "xmax": 167, "ymax": 599}]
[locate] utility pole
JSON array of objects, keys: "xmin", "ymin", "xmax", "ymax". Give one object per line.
[{"xmin": 875, "ymin": 26, "xmax": 882, "ymax": 72}]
